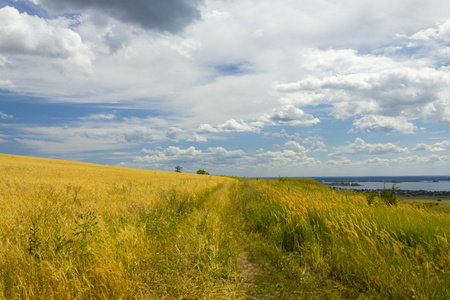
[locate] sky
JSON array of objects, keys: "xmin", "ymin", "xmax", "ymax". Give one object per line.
[{"xmin": 0, "ymin": 0, "xmax": 449, "ymax": 177}]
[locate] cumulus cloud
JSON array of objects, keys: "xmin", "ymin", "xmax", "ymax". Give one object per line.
[
  {"xmin": 207, "ymin": 147, "xmax": 246, "ymax": 159},
  {"xmin": 0, "ymin": 6, "xmax": 93, "ymax": 71},
  {"xmin": 260, "ymin": 105, "xmax": 320, "ymax": 126},
  {"xmin": 284, "ymin": 141, "xmax": 307, "ymax": 153},
  {"xmin": 370, "ymin": 154, "xmax": 450, "ymax": 166},
  {"xmin": 199, "ymin": 105, "xmax": 320, "ymax": 137},
  {"xmin": 199, "ymin": 119, "xmax": 262, "ymax": 133},
  {"xmin": 138, "ymin": 146, "xmax": 202, "ymax": 163},
  {"xmin": 273, "ymin": 48, "xmax": 450, "ymax": 126},
  {"xmin": 256, "ymin": 149, "xmax": 299, "ymax": 163},
  {"xmin": 303, "ymin": 136, "xmax": 327, "ymax": 153},
  {"xmin": 35, "ymin": 0, "xmax": 203, "ymax": 33},
  {"xmin": 351, "ymin": 115, "xmax": 417, "ymax": 133},
  {"xmin": 270, "ymin": 129, "xmax": 302, "ymax": 142},
  {"xmin": 189, "ymin": 133, "xmax": 207, "ymax": 143},
  {"xmin": 414, "ymin": 140, "xmax": 450, "ymax": 152},
  {"xmin": 136, "ymin": 146, "xmax": 247, "ymax": 166},
  {"xmin": 166, "ymin": 127, "xmax": 183, "ymax": 140},
  {"xmin": 409, "ymin": 19, "xmax": 450, "ymax": 42},
  {"xmin": 329, "ymin": 138, "xmax": 409, "ymax": 157},
  {"xmin": 254, "ymin": 148, "xmax": 315, "ymax": 168},
  {"xmin": 0, "ymin": 7, "xmax": 84, "ymax": 56}
]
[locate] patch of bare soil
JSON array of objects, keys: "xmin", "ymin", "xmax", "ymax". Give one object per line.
[{"xmin": 237, "ymin": 250, "xmax": 264, "ymax": 299}]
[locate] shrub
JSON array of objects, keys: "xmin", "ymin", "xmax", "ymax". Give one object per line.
[
  {"xmin": 365, "ymin": 190, "xmax": 378, "ymax": 205},
  {"xmin": 380, "ymin": 184, "xmax": 398, "ymax": 206}
]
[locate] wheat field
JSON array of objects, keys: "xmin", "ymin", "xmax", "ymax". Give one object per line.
[
  {"xmin": 0, "ymin": 154, "xmax": 242, "ymax": 299},
  {"xmin": 2, "ymin": 154, "xmax": 449, "ymax": 299}
]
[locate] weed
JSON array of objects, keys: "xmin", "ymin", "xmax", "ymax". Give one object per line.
[
  {"xmin": 72, "ymin": 211, "xmax": 100, "ymax": 256},
  {"xmin": 380, "ymin": 183, "xmax": 398, "ymax": 206},
  {"xmin": 27, "ymin": 223, "xmax": 41, "ymax": 259},
  {"xmin": 365, "ymin": 190, "xmax": 377, "ymax": 205}
]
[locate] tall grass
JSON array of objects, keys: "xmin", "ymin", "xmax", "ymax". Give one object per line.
[
  {"xmin": 3, "ymin": 154, "xmax": 449, "ymax": 298},
  {"xmin": 0, "ymin": 154, "xmax": 242, "ymax": 299},
  {"xmin": 237, "ymin": 178, "xmax": 450, "ymax": 299}
]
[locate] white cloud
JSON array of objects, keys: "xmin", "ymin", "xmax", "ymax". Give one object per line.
[
  {"xmin": 136, "ymin": 146, "xmax": 247, "ymax": 167},
  {"xmin": 409, "ymin": 20, "xmax": 450, "ymax": 42},
  {"xmin": 303, "ymin": 136, "xmax": 328, "ymax": 153},
  {"xmin": 199, "ymin": 119, "xmax": 262, "ymax": 133},
  {"xmin": 351, "ymin": 115, "xmax": 417, "ymax": 134},
  {"xmin": 284, "ymin": 141, "xmax": 307, "ymax": 153},
  {"xmin": 414, "ymin": 140, "xmax": 450, "ymax": 152},
  {"xmin": 15, "ymin": 136, "xmax": 120, "ymax": 154},
  {"xmin": 0, "ymin": 6, "xmax": 93, "ymax": 72},
  {"xmin": 12, "ymin": 122, "xmax": 156, "ymax": 154},
  {"xmin": 329, "ymin": 138, "xmax": 409, "ymax": 157},
  {"xmin": 0, "ymin": 79, "xmax": 16, "ymax": 91},
  {"xmin": 260, "ymin": 105, "xmax": 320, "ymax": 126},
  {"xmin": 138, "ymin": 146, "xmax": 202, "ymax": 163},
  {"xmin": 273, "ymin": 48, "xmax": 450, "ymax": 126},
  {"xmin": 166, "ymin": 127, "xmax": 183, "ymax": 140},
  {"xmin": 189, "ymin": 133, "xmax": 207, "ymax": 143},
  {"xmin": 376, "ymin": 154, "xmax": 450, "ymax": 166},
  {"xmin": 81, "ymin": 113, "xmax": 115, "ymax": 120},
  {"xmin": 206, "ymin": 147, "xmax": 246, "ymax": 159},
  {"xmin": 0, "ymin": 112, "xmax": 13, "ymax": 119},
  {"xmin": 198, "ymin": 105, "xmax": 320, "ymax": 138},
  {"xmin": 270, "ymin": 129, "xmax": 302, "ymax": 142}
]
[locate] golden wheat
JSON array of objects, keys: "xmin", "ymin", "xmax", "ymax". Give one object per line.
[{"xmin": 0, "ymin": 154, "xmax": 240, "ymax": 299}]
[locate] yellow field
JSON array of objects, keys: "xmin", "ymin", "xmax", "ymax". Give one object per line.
[
  {"xmin": 0, "ymin": 154, "xmax": 240, "ymax": 299},
  {"xmin": 2, "ymin": 154, "xmax": 449, "ymax": 298}
]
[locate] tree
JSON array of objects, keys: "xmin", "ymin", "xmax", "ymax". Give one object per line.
[
  {"xmin": 196, "ymin": 169, "xmax": 209, "ymax": 175},
  {"xmin": 175, "ymin": 166, "xmax": 183, "ymax": 173}
]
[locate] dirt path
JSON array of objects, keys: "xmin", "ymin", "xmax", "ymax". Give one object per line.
[
  {"xmin": 210, "ymin": 181, "xmax": 272, "ymax": 299},
  {"xmin": 200, "ymin": 180, "xmax": 264, "ymax": 298}
]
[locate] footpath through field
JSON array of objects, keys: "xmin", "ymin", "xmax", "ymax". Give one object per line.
[{"xmin": 189, "ymin": 179, "xmax": 352, "ymax": 299}]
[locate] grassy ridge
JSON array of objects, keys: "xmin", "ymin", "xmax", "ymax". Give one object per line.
[{"xmin": 237, "ymin": 178, "xmax": 450, "ymax": 298}]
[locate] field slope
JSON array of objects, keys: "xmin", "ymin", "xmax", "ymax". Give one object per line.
[{"xmin": 1, "ymin": 154, "xmax": 449, "ymax": 299}]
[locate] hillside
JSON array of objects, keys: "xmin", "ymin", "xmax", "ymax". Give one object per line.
[{"xmin": 0, "ymin": 154, "xmax": 449, "ymax": 299}]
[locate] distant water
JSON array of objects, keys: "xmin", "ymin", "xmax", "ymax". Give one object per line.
[{"xmin": 331, "ymin": 181, "xmax": 450, "ymax": 192}]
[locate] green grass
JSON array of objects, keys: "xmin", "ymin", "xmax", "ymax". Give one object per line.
[{"xmin": 236, "ymin": 178, "xmax": 450, "ymax": 299}]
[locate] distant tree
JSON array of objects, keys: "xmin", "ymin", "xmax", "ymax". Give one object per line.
[
  {"xmin": 197, "ymin": 169, "xmax": 209, "ymax": 175},
  {"xmin": 175, "ymin": 166, "xmax": 183, "ymax": 173}
]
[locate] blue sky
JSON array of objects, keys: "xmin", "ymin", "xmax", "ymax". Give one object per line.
[{"xmin": 0, "ymin": 0, "xmax": 449, "ymax": 176}]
